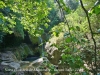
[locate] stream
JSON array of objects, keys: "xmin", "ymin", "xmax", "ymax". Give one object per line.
[
  {"xmin": 23, "ymin": 55, "xmax": 40, "ymax": 61},
  {"xmin": 23, "ymin": 37, "xmax": 44, "ymax": 61}
]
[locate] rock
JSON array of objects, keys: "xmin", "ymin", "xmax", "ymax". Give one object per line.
[
  {"xmin": 45, "ymin": 42, "xmax": 61, "ymax": 65},
  {"xmin": 45, "ymin": 42, "xmax": 58, "ymax": 55},
  {"xmin": 0, "ymin": 47, "xmax": 48, "ymax": 75},
  {"xmin": 28, "ymin": 57, "xmax": 48, "ymax": 67},
  {"xmin": 16, "ymin": 71, "xmax": 24, "ymax": 75},
  {"xmin": 1, "ymin": 61, "xmax": 8, "ymax": 65},
  {"xmin": 1, "ymin": 61, "xmax": 20, "ymax": 69},
  {"xmin": 0, "ymin": 64, "xmax": 5, "ymax": 71},
  {"xmin": 9, "ymin": 62, "xmax": 20, "ymax": 69},
  {"xmin": 0, "ymin": 72, "xmax": 5, "ymax": 75},
  {"xmin": 0, "ymin": 51, "xmax": 17, "ymax": 61}
]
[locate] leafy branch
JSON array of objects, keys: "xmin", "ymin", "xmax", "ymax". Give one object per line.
[{"xmin": 80, "ymin": 0, "xmax": 97, "ymax": 75}]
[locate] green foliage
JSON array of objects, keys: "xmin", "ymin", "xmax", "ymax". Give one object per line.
[
  {"xmin": 0, "ymin": 0, "xmax": 50, "ymax": 38},
  {"xmin": 82, "ymin": 0, "xmax": 97, "ymax": 10},
  {"xmin": 14, "ymin": 43, "xmax": 34, "ymax": 60},
  {"xmin": 89, "ymin": 5, "xmax": 100, "ymax": 16},
  {"xmin": 45, "ymin": 0, "xmax": 62, "ymax": 32},
  {"xmin": 49, "ymin": 1, "xmax": 100, "ymax": 73},
  {"xmin": 0, "ymin": 0, "xmax": 100, "ymax": 74},
  {"xmin": 14, "ymin": 18, "xmax": 24, "ymax": 38},
  {"xmin": 50, "ymin": 22, "xmax": 68, "ymax": 37}
]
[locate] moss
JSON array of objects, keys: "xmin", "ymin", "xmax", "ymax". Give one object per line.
[
  {"xmin": 14, "ymin": 43, "xmax": 34, "ymax": 60},
  {"xmin": 22, "ymin": 44, "xmax": 33, "ymax": 55},
  {"xmin": 14, "ymin": 49, "xmax": 21, "ymax": 60},
  {"xmin": 29, "ymin": 35, "xmax": 39, "ymax": 44}
]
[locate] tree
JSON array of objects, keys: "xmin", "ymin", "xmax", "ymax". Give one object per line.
[{"xmin": 0, "ymin": 0, "xmax": 50, "ymax": 37}]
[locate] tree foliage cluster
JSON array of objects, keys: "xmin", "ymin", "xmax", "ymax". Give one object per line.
[
  {"xmin": 0, "ymin": 0, "xmax": 50, "ymax": 38},
  {"xmin": 0, "ymin": 0, "xmax": 100, "ymax": 75}
]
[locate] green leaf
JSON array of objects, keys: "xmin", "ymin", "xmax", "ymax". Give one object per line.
[
  {"xmin": 61, "ymin": 53, "xmax": 66, "ymax": 60},
  {"xmin": 0, "ymin": 18, "xmax": 3, "ymax": 24},
  {"xmin": 73, "ymin": 48, "xmax": 77, "ymax": 52},
  {"xmin": 70, "ymin": 27, "xmax": 75, "ymax": 30},
  {"xmin": 90, "ymin": 5, "xmax": 100, "ymax": 15},
  {"xmin": 59, "ymin": 0, "xmax": 71, "ymax": 14},
  {"xmin": 94, "ymin": 5, "xmax": 100, "ymax": 15},
  {"xmin": 71, "ymin": 58, "xmax": 75, "ymax": 63},
  {"xmin": 72, "ymin": 37, "xmax": 79, "ymax": 43},
  {"xmin": 64, "ymin": 7, "xmax": 71, "ymax": 14},
  {"xmin": 0, "ymin": 1, "xmax": 6, "ymax": 8},
  {"xmin": 76, "ymin": 26, "xmax": 80, "ymax": 31},
  {"xmin": 44, "ymin": 23, "xmax": 48, "ymax": 28},
  {"xmin": 59, "ymin": 0, "xmax": 64, "ymax": 5},
  {"xmin": 81, "ymin": 38, "xmax": 86, "ymax": 42},
  {"xmin": 65, "ymin": 37, "xmax": 72, "ymax": 43},
  {"xmin": 53, "ymin": 31, "xmax": 59, "ymax": 37}
]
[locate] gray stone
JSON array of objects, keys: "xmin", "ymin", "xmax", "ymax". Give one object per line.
[
  {"xmin": 0, "ymin": 51, "xmax": 17, "ymax": 61},
  {"xmin": 0, "ymin": 72, "xmax": 5, "ymax": 75},
  {"xmin": 16, "ymin": 71, "xmax": 24, "ymax": 75},
  {"xmin": 9, "ymin": 62, "xmax": 20, "ymax": 69},
  {"xmin": 45, "ymin": 42, "xmax": 58, "ymax": 55},
  {"xmin": 1, "ymin": 61, "xmax": 20, "ymax": 69}
]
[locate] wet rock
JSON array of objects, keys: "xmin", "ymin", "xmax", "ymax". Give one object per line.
[{"xmin": 0, "ymin": 64, "xmax": 5, "ymax": 71}]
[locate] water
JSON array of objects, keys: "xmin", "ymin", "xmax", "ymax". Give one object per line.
[
  {"xmin": 39, "ymin": 37, "xmax": 44, "ymax": 57},
  {"xmin": 22, "ymin": 37, "xmax": 44, "ymax": 61},
  {"xmin": 23, "ymin": 56, "xmax": 40, "ymax": 61}
]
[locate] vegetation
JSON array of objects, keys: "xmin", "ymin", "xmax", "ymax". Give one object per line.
[{"xmin": 0, "ymin": 0, "xmax": 100, "ymax": 75}]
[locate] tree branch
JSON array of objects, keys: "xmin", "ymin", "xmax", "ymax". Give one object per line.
[
  {"xmin": 55, "ymin": 0, "xmax": 71, "ymax": 36},
  {"xmin": 80, "ymin": 0, "xmax": 97, "ymax": 75}
]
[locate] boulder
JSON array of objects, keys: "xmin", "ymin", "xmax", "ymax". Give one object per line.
[
  {"xmin": 45, "ymin": 42, "xmax": 61, "ymax": 65},
  {"xmin": 1, "ymin": 61, "xmax": 20, "ymax": 69},
  {"xmin": 0, "ymin": 51, "xmax": 17, "ymax": 61}
]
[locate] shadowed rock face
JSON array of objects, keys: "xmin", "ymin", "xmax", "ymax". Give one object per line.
[
  {"xmin": 0, "ymin": 31, "xmax": 38, "ymax": 49},
  {"xmin": 0, "ymin": 33, "xmax": 23, "ymax": 48}
]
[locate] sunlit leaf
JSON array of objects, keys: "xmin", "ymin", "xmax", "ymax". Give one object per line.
[
  {"xmin": 44, "ymin": 23, "xmax": 48, "ymax": 28},
  {"xmin": 0, "ymin": 1, "xmax": 6, "ymax": 8},
  {"xmin": 94, "ymin": 5, "xmax": 100, "ymax": 15}
]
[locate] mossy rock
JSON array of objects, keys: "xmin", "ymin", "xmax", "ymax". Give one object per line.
[
  {"xmin": 13, "ymin": 50, "xmax": 21, "ymax": 60},
  {"xmin": 29, "ymin": 35, "xmax": 39, "ymax": 45},
  {"xmin": 14, "ymin": 43, "xmax": 34, "ymax": 60}
]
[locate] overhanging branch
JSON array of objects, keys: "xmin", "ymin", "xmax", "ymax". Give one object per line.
[{"xmin": 80, "ymin": 0, "xmax": 97, "ymax": 75}]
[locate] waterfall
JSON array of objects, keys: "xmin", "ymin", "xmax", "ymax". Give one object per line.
[{"xmin": 39, "ymin": 37, "xmax": 44, "ymax": 57}]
